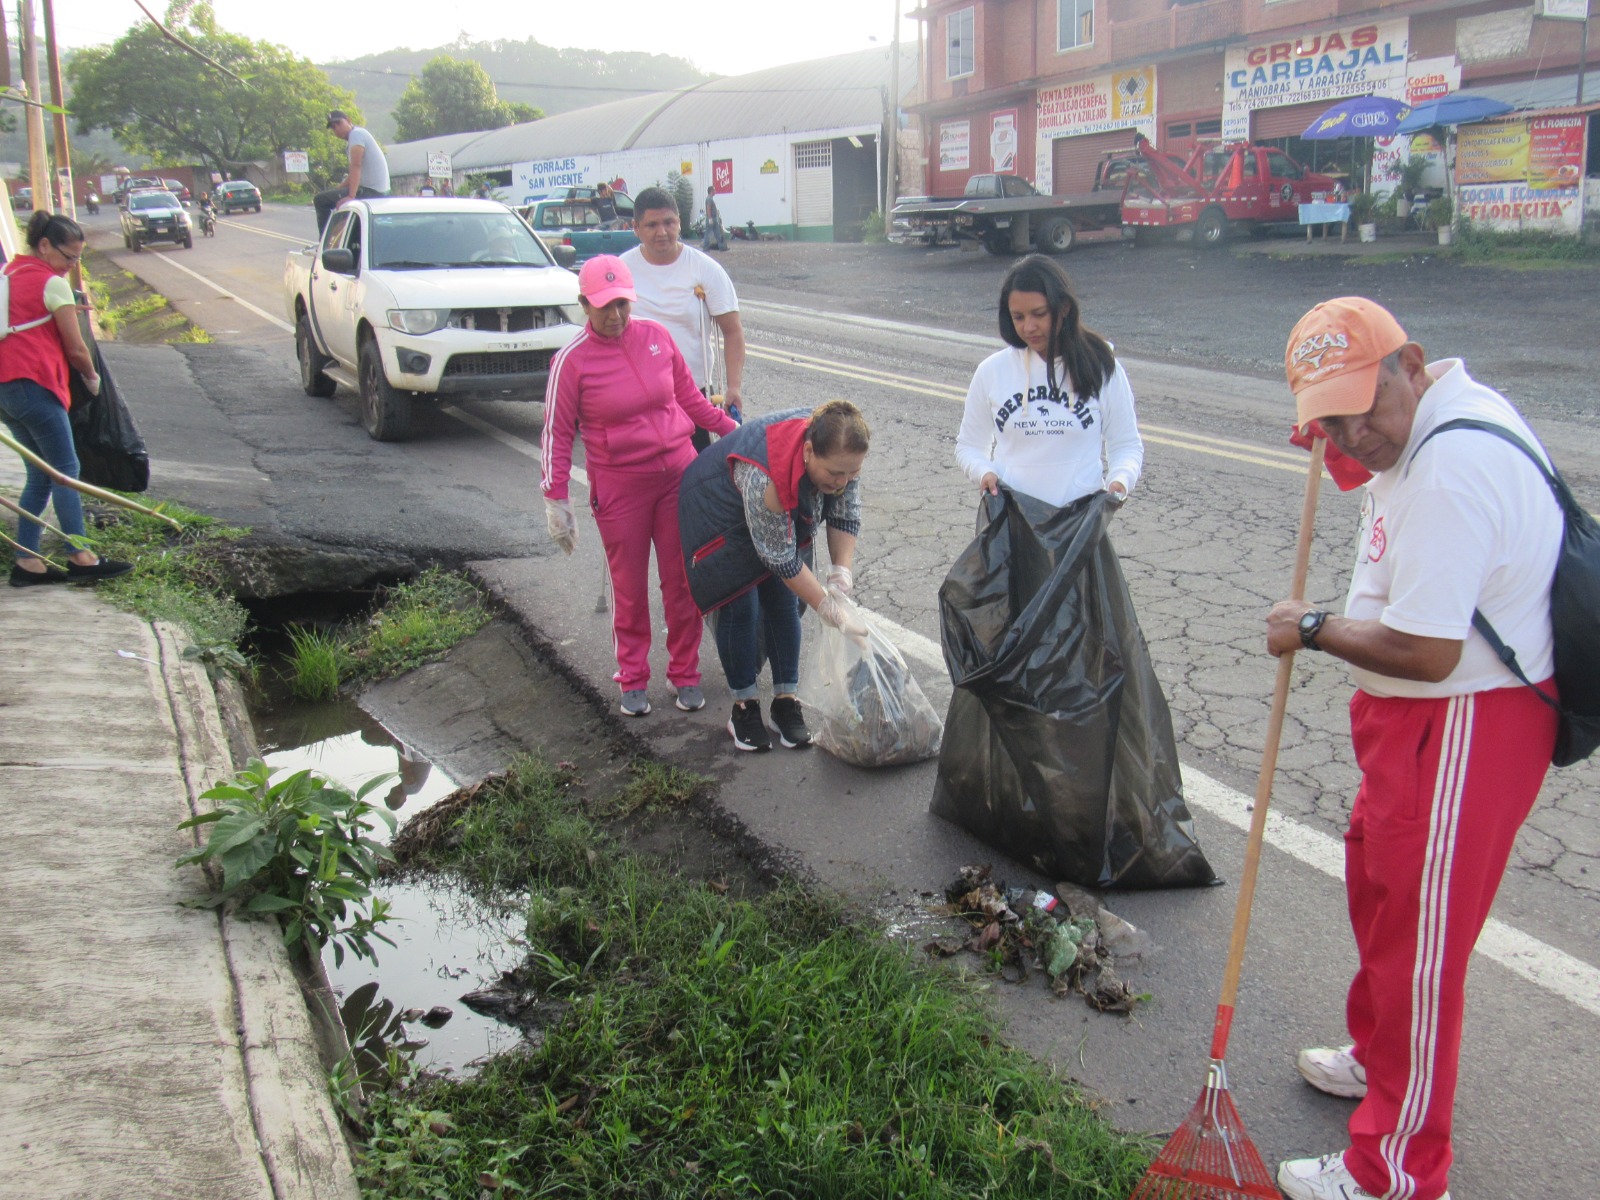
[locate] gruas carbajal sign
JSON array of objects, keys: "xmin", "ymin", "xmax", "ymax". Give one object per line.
[{"xmin": 1223, "ymin": 18, "xmax": 1409, "ymax": 141}]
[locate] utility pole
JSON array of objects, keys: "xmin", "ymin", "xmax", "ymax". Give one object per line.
[
  {"xmin": 19, "ymin": 0, "xmax": 51, "ymax": 212},
  {"xmin": 41, "ymin": 0, "xmax": 75, "ymax": 220},
  {"xmin": 886, "ymin": 0, "xmax": 900, "ymax": 216}
]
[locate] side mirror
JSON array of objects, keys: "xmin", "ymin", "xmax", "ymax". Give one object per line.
[
  {"xmin": 551, "ymin": 244, "xmax": 578, "ymax": 269},
  {"xmin": 321, "ymin": 247, "xmax": 356, "ymax": 273}
]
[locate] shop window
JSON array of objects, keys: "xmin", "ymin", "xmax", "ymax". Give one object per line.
[
  {"xmin": 947, "ymin": 8, "xmax": 974, "ymax": 79},
  {"xmin": 1196, "ymin": 119, "xmax": 1223, "ymax": 138},
  {"xmin": 1166, "ymin": 122, "xmax": 1193, "ymax": 140},
  {"xmin": 1058, "ymin": 0, "xmax": 1093, "ymax": 51}
]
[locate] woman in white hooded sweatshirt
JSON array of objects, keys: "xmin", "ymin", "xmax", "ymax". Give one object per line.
[{"xmin": 956, "ymin": 254, "xmax": 1143, "ymax": 507}]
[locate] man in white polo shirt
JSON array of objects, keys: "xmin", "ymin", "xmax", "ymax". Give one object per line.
[
  {"xmin": 1265, "ymin": 297, "xmax": 1563, "ymax": 1200},
  {"xmin": 621, "ymin": 186, "xmax": 745, "ymax": 449}
]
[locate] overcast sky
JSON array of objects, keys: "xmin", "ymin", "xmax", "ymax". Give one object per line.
[{"xmin": 47, "ymin": 0, "xmax": 919, "ymax": 77}]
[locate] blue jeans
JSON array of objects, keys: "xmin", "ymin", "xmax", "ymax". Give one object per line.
[
  {"xmin": 0, "ymin": 378, "xmax": 84, "ymax": 558},
  {"xmin": 713, "ymin": 575, "xmax": 801, "ymax": 701}
]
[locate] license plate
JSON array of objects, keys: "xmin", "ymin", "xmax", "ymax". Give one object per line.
[{"xmin": 486, "ymin": 340, "xmax": 537, "ymax": 352}]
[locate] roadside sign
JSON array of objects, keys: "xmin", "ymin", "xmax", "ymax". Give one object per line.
[
  {"xmin": 428, "ymin": 152, "xmax": 452, "ymax": 180},
  {"xmin": 284, "ymin": 151, "xmax": 310, "ymax": 174}
]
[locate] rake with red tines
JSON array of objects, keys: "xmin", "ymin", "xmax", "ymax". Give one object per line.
[{"xmin": 1129, "ymin": 440, "xmax": 1327, "ymax": 1200}]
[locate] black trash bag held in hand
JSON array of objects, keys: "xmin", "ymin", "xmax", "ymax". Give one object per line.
[
  {"xmin": 799, "ymin": 597, "xmax": 943, "ymax": 767},
  {"xmin": 931, "ymin": 488, "xmax": 1216, "ymax": 890},
  {"xmin": 69, "ymin": 317, "xmax": 149, "ymax": 493}
]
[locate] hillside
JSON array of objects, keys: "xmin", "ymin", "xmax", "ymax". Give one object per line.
[{"xmin": 321, "ymin": 36, "xmax": 712, "ymax": 143}]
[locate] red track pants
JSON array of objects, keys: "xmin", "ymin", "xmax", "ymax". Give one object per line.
[
  {"xmin": 1342, "ymin": 682, "xmax": 1556, "ymax": 1200},
  {"xmin": 589, "ymin": 456, "xmax": 703, "ymax": 692}
]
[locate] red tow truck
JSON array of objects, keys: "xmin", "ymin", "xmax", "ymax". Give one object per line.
[{"xmin": 1119, "ymin": 135, "xmax": 1339, "ymax": 246}]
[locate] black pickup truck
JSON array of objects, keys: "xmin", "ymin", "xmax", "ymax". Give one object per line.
[{"xmin": 889, "ymin": 165, "xmax": 1133, "ymax": 256}]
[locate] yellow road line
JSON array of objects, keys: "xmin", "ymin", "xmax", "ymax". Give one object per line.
[
  {"xmin": 747, "ymin": 343, "xmax": 1319, "ymax": 478},
  {"xmin": 217, "ymin": 218, "xmax": 315, "ymax": 246}
]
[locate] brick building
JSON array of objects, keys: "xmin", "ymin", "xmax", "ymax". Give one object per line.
[{"xmin": 905, "ymin": 0, "xmax": 1596, "ymax": 208}]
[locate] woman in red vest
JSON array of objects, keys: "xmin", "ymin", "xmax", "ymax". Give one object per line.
[{"xmin": 1, "ymin": 211, "xmax": 130, "ymax": 586}]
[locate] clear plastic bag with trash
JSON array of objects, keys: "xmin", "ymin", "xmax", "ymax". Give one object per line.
[{"xmin": 799, "ymin": 597, "xmax": 943, "ymax": 767}]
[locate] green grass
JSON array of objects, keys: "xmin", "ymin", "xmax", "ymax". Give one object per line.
[
  {"xmin": 84, "ymin": 501, "xmax": 252, "ymax": 649},
  {"xmin": 285, "ymin": 624, "xmax": 348, "ymax": 700},
  {"xmin": 347, "ymin": 567, "xmax": 490, "ymax": 680},
  {"xmin": 1446, "ymin": 222, "xmax": 1600, "ymax": 268},
  {"xmin": 364, "ymin": 757, "xmax": 1149, "ymax": 1199}
]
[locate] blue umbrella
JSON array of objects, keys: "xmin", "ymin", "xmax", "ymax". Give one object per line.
[
  {"xmin": 1302, "ymin": 96, "xmax": 1412, "ymax": 139},
  {"xmin": 1395, "ymin": 92, "xmax": 1514, "ymax": 133}
]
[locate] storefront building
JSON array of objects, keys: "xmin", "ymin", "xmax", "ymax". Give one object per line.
[{"xmin": 907, "ymin": 0, "xmax": 1595, "ymax": 228}]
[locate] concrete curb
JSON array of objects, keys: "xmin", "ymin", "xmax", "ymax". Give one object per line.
[{"xmin": 153, "ymin": 621, "xmax": 361, "ymax": 1200}]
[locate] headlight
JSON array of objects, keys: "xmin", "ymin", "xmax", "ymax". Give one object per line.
[
  {"xmin": 387, "ymin": 309, "xmax": 451, "ymax": 335},
  {"xmin": 559, "ymin": 305, "xmax": 585, "ymax": 326}
]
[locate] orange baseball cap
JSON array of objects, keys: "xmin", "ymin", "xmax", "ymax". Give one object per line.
[{"xmin": 1284, "ymin": 297, "xmax": 1408, "ymax": 430}]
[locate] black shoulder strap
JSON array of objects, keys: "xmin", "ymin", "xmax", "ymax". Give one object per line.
[{"xmin": 1406, "ymin": 416, "xmax": 1565, "ymax": 715}]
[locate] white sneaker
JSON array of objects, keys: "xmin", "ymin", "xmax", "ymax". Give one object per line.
[
  {"xmin": 1277, "ymin": 1153, "xmax": 1450, "ymax": 1200},
  {"xmin": 1297, "ymin": 1044, "xmax": 1367, "ymax": 1099}
]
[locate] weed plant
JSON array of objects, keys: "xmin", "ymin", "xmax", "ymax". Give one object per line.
[
  {"xmin": 364, "ymin": 756, "xmax": 1148, "ymax": 1198},
  {"xmin": 1450, "ymin": 220, "xmax": 1600, "ymax": 267}
]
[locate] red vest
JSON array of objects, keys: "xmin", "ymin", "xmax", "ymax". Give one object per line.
[{"xmin": 0, "ymin": 255, "xmax": 71, "ymax": 408}]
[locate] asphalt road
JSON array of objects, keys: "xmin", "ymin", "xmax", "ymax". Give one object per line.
[{"xmin": 79, "ymin": 201, "xmax": 1600, "ymax": 1198}]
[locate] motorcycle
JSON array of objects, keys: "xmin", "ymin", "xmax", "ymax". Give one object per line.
[
  {"xmin": 199, "ymin": 207, "xmax": 216, "ymax": 237},
  {"xmin": 85, "ymin": 192, "xmax": 100, "ymax": 215}
]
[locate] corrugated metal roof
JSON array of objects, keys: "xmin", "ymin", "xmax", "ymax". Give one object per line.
[
  {"xmin": 387, "ymin": 45, "xmax": 918, "ymax": 175},
  {"xmin": 1471, "ymin": 72, "xmax": 1600, "ymax": 110}
]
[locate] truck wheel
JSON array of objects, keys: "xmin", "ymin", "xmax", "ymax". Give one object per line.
[
  {"xmin": 1197, "ymin": 207, "xmax": 1229, "ymax": 247},
  {"xmin": 359, "ymin": 337, "xmax": 413, "ymax": 442},
  {"xmin": 983, "ymin": 231, "xmax": 1014, "ymax": 257},
  {"xmin": 1036, "ymin": 217, "xmax": 1076, "ymax": 255},
  {"xmin": 131, "ymin": 234, "xmax": 142, "ymax": 252},
  {"xmin": 297, "ymin": 315, "xmax": 337, "ymax": 398}
]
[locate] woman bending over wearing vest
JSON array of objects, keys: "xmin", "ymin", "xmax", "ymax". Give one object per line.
[
  {"xmin": 677, "ymin": 400, "xmax": 871, "ymax": 753},
  {"xmin": 1, "ymin": 211, "xmax": 131, "ymax": 587}
]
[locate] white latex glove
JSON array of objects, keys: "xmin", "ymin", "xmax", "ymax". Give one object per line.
[
  {"xmin": 82, "ymin": 372, "xmax": 102, "ymax": 397},
  {"xmin": 826, "ymin": 564, "xmax": 853, "ymax": 595},
  {"xmin": 817, "ymin": 591, "xmax": 868, "ymax": 641},
  {"xmin": 544, "ymin": 497, "xmax": 577, "ymax": 555}
]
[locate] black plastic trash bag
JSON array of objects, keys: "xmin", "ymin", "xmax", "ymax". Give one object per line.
[
  {"xmin": 930, "ymin": 488, "xmax": 1216, "ymax": 890},
  {"xmin": 69, "ymin": 316, "xmax": 149, "ymax": 493},
  {"xmin": 798, "ymin": 596, "xmax": 943, "ymax": 767}
]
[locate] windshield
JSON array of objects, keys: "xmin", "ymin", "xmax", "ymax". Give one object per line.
[
  {"xmin": 130, "ymin": 193, "xmax": 177, "ymax": 211},
  {"xmin": 370, "ymin": 211, "xmax": 553, "ymax": 269}
]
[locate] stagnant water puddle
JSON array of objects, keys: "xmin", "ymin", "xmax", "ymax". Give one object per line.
[{"xmin": 251, "ymin": 680, "xmax": 528, "ymax": 1075}]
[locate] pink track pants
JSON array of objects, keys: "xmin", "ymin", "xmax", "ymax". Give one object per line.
[
  {"xmin": 588, "ymin": 456, "xmax": 704, "ymax": 692},
  {"xmin": 1342, "ymin": 681, "xmax": 1556, "ymax": 1200}
]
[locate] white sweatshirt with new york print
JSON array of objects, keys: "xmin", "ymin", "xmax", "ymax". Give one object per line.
[{"xmin": 955, "ymin": 346, "xmax": 1143, "ymax": 508}]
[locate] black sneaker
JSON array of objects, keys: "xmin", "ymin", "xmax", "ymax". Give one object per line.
[
  {"xmin": 770, "ymin": 696, "xmax": 812, "ymax": 749},
  {"xmin": 727, "ymin": 700, "xmax": 772, "ymax": 752},
  {"xmin": 9, "ymin": 564, "xmax": 70, "ymax": 588}
]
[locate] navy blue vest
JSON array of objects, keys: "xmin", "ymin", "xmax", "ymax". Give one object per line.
[{"xmin": 677, "ymin": 407, "xmax": 815, "ymax": 614}]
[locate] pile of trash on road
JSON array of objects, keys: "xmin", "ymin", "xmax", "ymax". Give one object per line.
[{"xmin": 924, "ymin": 864, "xmax": 1153, "ymax": 1013}]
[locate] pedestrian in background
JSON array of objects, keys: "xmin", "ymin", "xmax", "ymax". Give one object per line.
[
  {"xmin": 315, "ymin": 110, "xmax": 390, "ymax": 233},
  {"xmin": 622, "ymin": 187, "xmax": 744, "ymax": 452},
  {"xmin": 540, "ymin": 255, "xmax": 737, "ymax": 718},
  {"xmin": 1267, "ymin": 297, "xmax": 1562, "ymax": 1200},
  {"xmin": 1, "ymin": 211, "xmax": 130, "ymax": 587},
  {"xmin": 703, "ymin": 185, "xmax": 727, "ymax": 251},
  {"xmin": 677, "ymin": 401, "xmax": 871, "ymax": 752}
]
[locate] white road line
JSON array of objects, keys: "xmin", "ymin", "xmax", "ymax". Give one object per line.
[
  {"xmin": 440, "ymin": 405, "xmax": 587, "ymax": 488},
  {"xmin": 148, "ymin": 251, "xmax": 295, "ymax": 332},
  {"xmin": 1183, "ymin": 767, "xmax": 1600, "ymax": 1019}
]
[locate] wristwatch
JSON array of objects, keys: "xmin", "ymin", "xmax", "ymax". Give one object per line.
[{"xmin": 1298, "ymin": 609, "xmax": 1330, "ymax": 650}]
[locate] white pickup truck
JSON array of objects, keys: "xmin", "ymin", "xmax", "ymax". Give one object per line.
[{"xmin": 284, "ymin": 197, "xmax": 582, "ymax": 441}]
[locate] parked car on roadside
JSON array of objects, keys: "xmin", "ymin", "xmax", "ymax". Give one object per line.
[
  {"xmin": 215, "ymin": 180, "xmax": 262, "ymax": 213},
  {"xmin": 121, "ymin": 189, "xmax": 193, "ymax": 251},
  {"xmin": 162, "ymin": 178, "xmax": 192, "ymax": 203},
  {"xmin": 517, "ymin": 191, "xmax": 638, "ymax": 264},
  {"xmin": 13, "ymin": 187, "xmax": 31, "ymax": 211}
]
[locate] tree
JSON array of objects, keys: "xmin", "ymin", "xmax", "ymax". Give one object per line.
[
  {"xmin": 65, "ymin": 1, "xmax": 358, "ymax": 185},
  {"xmin": 391, "ymin": 56, "xmax": 543, "ymax": 142}
]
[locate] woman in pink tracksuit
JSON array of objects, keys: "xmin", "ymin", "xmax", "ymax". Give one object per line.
[{"xmin": 540, "ymin": 255, "xmax": 738, "ymax": 717}]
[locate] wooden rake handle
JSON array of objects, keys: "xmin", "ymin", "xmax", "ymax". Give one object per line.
[{"xmin": 1211, "ymin": 437, "xmax": 1326, "ymax": 1059}]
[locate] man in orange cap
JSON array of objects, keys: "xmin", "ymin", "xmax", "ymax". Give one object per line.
[{"xmin": 1266, "ymin": 297, "xmax": 1563, "ymax": 1200}]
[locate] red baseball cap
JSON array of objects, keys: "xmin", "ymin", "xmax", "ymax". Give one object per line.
[
  {"xmin": 577, "ymin": 255, "xmax": 636, "ymax": 307},
  {"xmin": 1285, "ymin": 297, "xmax": 1409, "ymax": 430}
]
